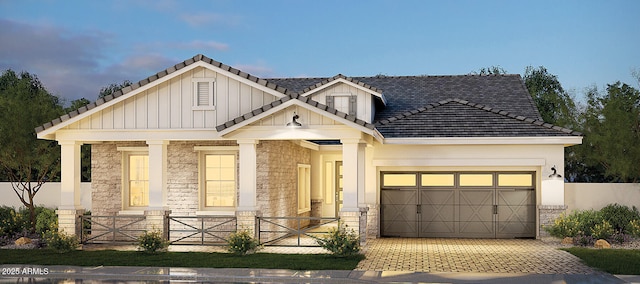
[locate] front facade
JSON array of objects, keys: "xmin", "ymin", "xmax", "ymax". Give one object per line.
[{"xmin": 37, "ymin": 55, "xmax": 582, "ymax": 242}]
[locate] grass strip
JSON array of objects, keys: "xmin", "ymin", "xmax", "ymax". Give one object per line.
[
  {"xmin": 0, "ymin": 249, "xmax": 364, "ymax": 270},
  {"xmin": 562, "ymin": 248, "xmax": 640, "ymax": 275}
]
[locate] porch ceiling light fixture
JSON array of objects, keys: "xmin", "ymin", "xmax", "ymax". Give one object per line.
[
  {"xmin": 549, "ymin": 165, "xmax": 563, "ymax": 180},
  {"xmin": 286, "ymin": 112, "xmax": 302, "ymax": 127}
]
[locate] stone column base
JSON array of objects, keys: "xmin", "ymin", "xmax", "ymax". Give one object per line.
[
  {"xmin": 145, "ymin": 210, "xmax": 171, "ymax": 239},
  {"xmin": 366, "ymin": 204, "xmax": 379, "ymax": 239},
  {"xmin": 538, "ymin": 205, "xmax": 567, "ymax": 238},
  {"xmin": 236, "ymin": 210, "xmax": 259, "ymax": 235},
  {"xmin": 339, "ymin": 209, "xmax": 368, "ymax": 245},
  {"xmin": 56, "ymin": 209, "xmax": 85, "ymax": 236}
]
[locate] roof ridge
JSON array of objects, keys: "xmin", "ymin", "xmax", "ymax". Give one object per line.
[{"xmin": 376, "ymin": 98, "xmax": 582, "ymax": 136}]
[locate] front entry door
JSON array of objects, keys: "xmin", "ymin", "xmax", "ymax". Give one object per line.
[{"xmin": 335, "ymin": 161, "xmax": 343, "ymax": 216}]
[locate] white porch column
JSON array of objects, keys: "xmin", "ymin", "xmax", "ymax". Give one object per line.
[
  {"xmin": 146, "ymin": 140, "xmax": 168, "ymax": 210},
  {"xmin": 57, "ymin": 140, "xmax": 84, "ymax": 236},
  {"xmin": 59, "ymin": 140, "xmax": 82, "ymax": 210},
  {"xmin": 237, "ymin": 139, "xmax": 258, "ymax": 211},
  {"xmin": 236, "ymin": 139, "xmax": 258, "ymax": 234},
  {"xmin": 341, "ymin": 139, "xmax": 365, "ymax": 212}
]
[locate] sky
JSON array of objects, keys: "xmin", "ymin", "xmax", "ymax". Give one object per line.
[{"xmin": 1, "ymin": 0, "xmax": 639, "ymax": 103}]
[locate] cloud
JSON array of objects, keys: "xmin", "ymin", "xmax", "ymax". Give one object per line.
[
  {"xmin": 0, "ymin": 19, "xmax": 181, "ymax": 102},
  {"xmin": 174, "ymin": 40, "xmax": 229, "ymax": 51},
  {"xmin": 179, "ymin": 12, "xmax": 242, "ymax": 27},
  {"xmin": 0, "ymin": 19, "xmax": 115, "ymax": 101},
  {"xmin": 232, "ymin": 62, "xmax": 276, "ymax": 78}
]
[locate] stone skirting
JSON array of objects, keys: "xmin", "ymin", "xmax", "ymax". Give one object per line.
[
  {"xmin": 538, "ymin": 205, "xmax": 567, "ymax": 238},
  {"xmin": 56, "ymin": 209, "xmax": 85, "ymax": 236}
]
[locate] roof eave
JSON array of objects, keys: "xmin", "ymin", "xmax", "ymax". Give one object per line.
[{"xmin": 382, "ymin": 136, "xmax": 583, "ymax": 145}]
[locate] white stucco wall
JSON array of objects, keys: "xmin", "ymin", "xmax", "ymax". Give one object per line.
[
  {"xmin": 565, "ymin": 183, "xmax": 640, "ymax": 211},
  {"xmin": 0, "ymin": 182, "xmax": 92, "ymax": 209}
]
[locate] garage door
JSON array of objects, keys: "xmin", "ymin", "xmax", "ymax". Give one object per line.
[{"xmin": 381, "ymin": 172, "xmax": 535, "ymax": 238}]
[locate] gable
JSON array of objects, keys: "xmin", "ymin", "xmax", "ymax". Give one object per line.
[
  {"xmin": 59, "ymin": 66, "xmax": 279, "ymax": 131},
  {"xmin": 37, "ymin": 55, "xmax": 290, "ymax": 140}
]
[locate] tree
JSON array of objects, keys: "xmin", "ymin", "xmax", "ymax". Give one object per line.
[
  {"xmin": 0, "ymin": 70, "xmax": 65, "ymax": 230},
  {"xmin": 522, "ymin": 66, "xmax": 588, "ymax": 181},
  {"xmin": 581, "ymin": 82, "xmax": 640, "ymax": 182},
  {"xmin": 99, "ymin": 80, "xmax": 132, "ymax": 98},
  {"xmin": 471, "ymin": 65, "xmax": 507, "ymax": 75},
  {"xmin": 65, "ymin": 98, "xmax": 92, "ymax": 182},
  {"xmin": 523, "ymin": 66, "xmax": 579, "ymax": 128}
]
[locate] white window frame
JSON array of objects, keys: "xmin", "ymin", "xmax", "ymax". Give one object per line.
[
  {"xmin": 119, "ymin": 147, "xmax": 150, "ymax": 211},
  {"xmin": 298, "ymin": 164, "xmax": 311, "ymax": 214},
  {"xmin": 196, "ymin": 147, "xmax": 239, "ymax": 213},
  {"xmin": 192, "ymin": 78, "xmax": 216, "ymax": 110}
]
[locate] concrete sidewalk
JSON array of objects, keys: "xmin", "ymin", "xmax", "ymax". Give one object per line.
[{"xmin": 0, "ymin": 265, "xmax": 635, "ymax": 283}]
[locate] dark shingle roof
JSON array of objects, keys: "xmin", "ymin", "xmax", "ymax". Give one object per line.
[
  {"xmin": 375, "ymin": 99, "xmax": 581, "ymax": 138},
  {"xmin": 38, "ymin": 54, "xmax": 580, "ymax": 140},
  {"xmin": 270, "ymin": 75, "xmax": 542, "ymax": 122}
]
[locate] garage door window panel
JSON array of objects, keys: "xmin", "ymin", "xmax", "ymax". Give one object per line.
[{"xmin": 459, "ymin": 173, "xmax": 494, "ymax": 187}]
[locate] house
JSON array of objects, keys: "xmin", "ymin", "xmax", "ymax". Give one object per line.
[{"xmin": 36, "ymin": 54, "xmax": 582, "ymax": 243}]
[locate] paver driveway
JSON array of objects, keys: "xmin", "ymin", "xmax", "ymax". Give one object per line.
[{"xmin": 356, "ymin": 238, "xmax": 596, "ymax": 274}]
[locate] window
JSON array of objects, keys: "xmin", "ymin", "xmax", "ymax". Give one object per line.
[
  {"xmin": 298, "ymin": 164, "xmax": 311, "ymax": 213},
  {"xmin": 459, "ymin": 173, "xmax": 494, "ymax": 186},
  {"xmin": 203, "ymin": 153, "xmax": 236, "ymax": 208},
  {"xmin": 421, "ymin": 173, "xmax": 455, "ymax": 187},
  {"xmin": 192, "ymin": 79, "xmax": 215, "ymax": 109},
  {"xmin": 326, "ymin": 94, "xmax": 357, "ymax": 116},
  {"xmin": 498, "ymin": 173, "xmax": 533, "ymax": 187},
  {"xmin": 382, "ymin": 173, "xmax": 417, "ymax": 187},
  {"xmin": 125, "ymin": 153, "xmax": 149, "ymax": 207}
]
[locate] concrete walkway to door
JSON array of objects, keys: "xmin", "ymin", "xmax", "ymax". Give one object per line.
[{"xmin": 356, "ymin": 238, "xmax": 596, "ymax": 274}]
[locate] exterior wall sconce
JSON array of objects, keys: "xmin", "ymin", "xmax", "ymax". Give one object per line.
[
  {"xmin": 549, "ymin": 165, "xmax": 563, "ymax": 180},
  {"xmin": 286, "ymin": 112, "xmax": 302, "ymax": 127}
]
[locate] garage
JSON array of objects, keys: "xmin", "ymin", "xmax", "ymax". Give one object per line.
[{"xmin": 381, "ymin": 172, "xmax": 536, "ymax": 238}]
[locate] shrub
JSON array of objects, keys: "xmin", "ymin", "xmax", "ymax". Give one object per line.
[
  {"xmin": 0, "ymin": 206, "xmax": 19, "ymax": 237},
  {"xmin": 227, "ymin": 229, "xmax": 260, "ymax": 255},
  {"xmin": 544, "ymin": 210, "xmax": 602, "ymax": 238},
  {"xmin": 592, "ymin": 220, "xmax": 614, "ymax": 240},
  {"xmin": 608, "ymin": 232, "xmax": 631, "ymax": 244},
  {"xmin": 137, "ymin": 230, "xmax": 169, "ymax": 253},
  {"xmin": 629, "ymin": 220, "xmax": 640, "ymax": 238},
  {"xmin": 316, "ymin": 223, "xmax": 361, "ymax": 257},
  {"xmin": 599, "ymin": 204, "xmax": 640, "ymax": 233},
  {"xmin": 35, "ymin": 207, "xmax": 58, "ymax": 235},
  {"xmin": 44, "ymin": 231, "xmax": 79, "ymax": 253},
  {"xmin": 573, "ymin": 234, "xmax": 595, "ymax": 247}
]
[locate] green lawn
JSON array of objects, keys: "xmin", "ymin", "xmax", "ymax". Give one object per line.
[
  {"xmin": 0, "ymin": 249, "xmax": 364, "ymax": 270},
  {"xmin": 562, "ymin": 248, "xmax": 640, "ymax": 275}
]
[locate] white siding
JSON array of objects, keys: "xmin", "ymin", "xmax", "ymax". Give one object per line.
[
  {"xmin": 62, "ymin": 67, "xmax": 278, "ymax": 131},
  {"xmin": 307, "ymin": 82, "xmax": 374, "ymax": 123},
  {"xmin": 252, "ymin": 105, "xmax": 341, "ymax": 127}
]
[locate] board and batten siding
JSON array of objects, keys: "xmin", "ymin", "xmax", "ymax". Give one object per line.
[
  {"xmin": 306, "ymin": 83, "xmax": 375, "ymax": 123},
  {"xmin": 65, "ymin": 67, "xmax": 278, "ymax": 131},
  {"xmin": 252, "ymin": 105, "xmax": 343, "ymax": 127}
]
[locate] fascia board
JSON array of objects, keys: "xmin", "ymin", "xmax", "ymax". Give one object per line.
[{"xmin": 383, "ymin": 136, "xmax": 583, "ymax": 145}]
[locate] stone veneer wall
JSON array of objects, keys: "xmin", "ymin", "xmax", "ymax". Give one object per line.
[
  {"xmin": 256, "ymin": 141, "xmax": 311, "ymax": 229},
  {"xmin": 538, "ymin": 205, "xmax": 567, "ymax": 238},
  {"xmin": 91, "ymin": 140, "xmax": 314, "ymax": 242}
]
